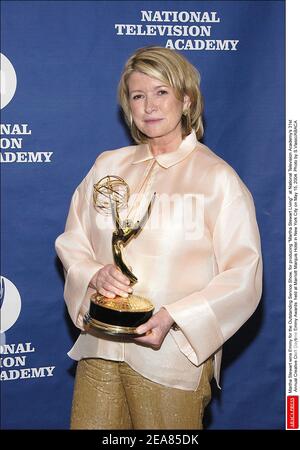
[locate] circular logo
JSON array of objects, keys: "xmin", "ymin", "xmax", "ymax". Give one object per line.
[
  {"xmin": 0, "ymin": 53, "xmax": 17, "ymax": 110},
  {"xmin": 0, "ymin": 276, "xmax": 21, "ymax": 333}
]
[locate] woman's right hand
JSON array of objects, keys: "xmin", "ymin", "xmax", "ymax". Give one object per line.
[{"xmin": 89, "ymin": 264, "xmax": 132, "ymax": 298}]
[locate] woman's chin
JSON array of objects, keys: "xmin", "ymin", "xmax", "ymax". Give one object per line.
[{"xmin": 139, "ymin": 127, "xmax": 168, "ymax": 140}]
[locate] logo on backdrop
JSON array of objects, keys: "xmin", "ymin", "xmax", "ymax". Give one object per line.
[
  {"xmin": 114, "ymin": 10, "xmax": 239, "ymax": 51},
  {"xmin": 0, "ymin": 276, "xmax": 21, "ymax": 333},
  {"xmin": 0, "ymin": 53, "xmax": 17, "ymax": 110},
  {"xmin": 0, "ymin": 276, "xmax": 56, "ymax": 382},
  {"xmin": 0, "ymin": 53, "xmax": 53, "ymax": 164}
]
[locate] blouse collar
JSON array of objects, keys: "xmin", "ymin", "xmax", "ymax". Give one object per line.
[{"xmin": 131, "ymin": 129, "xmax": 199, "ymax": 169}]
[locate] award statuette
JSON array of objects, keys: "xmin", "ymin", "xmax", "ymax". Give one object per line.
[{"xmin": 84, "ymin": 175, "xmax": 155, "ymax": 336}]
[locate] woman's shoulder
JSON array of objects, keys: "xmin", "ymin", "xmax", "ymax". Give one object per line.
[
  {"xmin": 78, "ymin": 144, "xmax": 138, "ymax": 189},
  {"xmin": 195, "ymin": 142, "xmax": 239, "ymax": 179},
  {"xmin": 93, "ymin": 143, "xmax": 137, "ymax": 168},
  {"xmin": 195, "ymin": 142, "xmax": 253, "ymax": 200}
]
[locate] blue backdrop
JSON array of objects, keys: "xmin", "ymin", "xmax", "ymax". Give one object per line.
[{"xmin": 1, "ymin": 0, "xmax": 285, "ymax": 429}]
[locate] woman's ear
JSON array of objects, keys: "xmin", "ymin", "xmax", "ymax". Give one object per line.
[{"xmin": 183, "ymin": 94, "xmax": 191, "ymax": 111}]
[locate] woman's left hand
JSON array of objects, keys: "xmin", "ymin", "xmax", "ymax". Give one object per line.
[{"xmin": 133, "ymin": 308, "xmax": 175, "ymax": 348}]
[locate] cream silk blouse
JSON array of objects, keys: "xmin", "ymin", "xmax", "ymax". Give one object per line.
[{"xmin": 55, "ymin": 130, "xmax": 262, "ymax": 390}]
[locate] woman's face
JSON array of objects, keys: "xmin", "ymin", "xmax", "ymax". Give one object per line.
[{"xmin": 127, "ymin": 71, "xmax": 190, "ymax": 141}]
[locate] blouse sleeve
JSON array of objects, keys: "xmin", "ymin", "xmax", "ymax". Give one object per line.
[
  {"xmin": 163, "ymin": 172, "xmax": 263, "ymax": 367},
  {"xmin": 55, "ymin": 167, "xmax": 104, "ymax": 330}
]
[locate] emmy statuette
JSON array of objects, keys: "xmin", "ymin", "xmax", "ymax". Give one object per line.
[{"xmin": 83, "ymin": 175, "xmax": 155, "ymax": 336}]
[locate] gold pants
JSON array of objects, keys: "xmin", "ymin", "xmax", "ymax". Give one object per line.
[{"xmin": 70, "ymin": 357, "xmax": 213, "ymax": 430}]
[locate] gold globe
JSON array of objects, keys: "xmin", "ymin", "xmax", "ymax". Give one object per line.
[{"xmin": 93, "ymin": 175, "xmax": 129, "ymax": 215}]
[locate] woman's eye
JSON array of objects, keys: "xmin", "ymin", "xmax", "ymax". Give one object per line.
[
  {"xmin": 132, "ymin": 94, "xmax": 143, "ymax": 100},
  {"xmin": 157, "ymin": 90, "xmax": 168, "ymax": 96}
]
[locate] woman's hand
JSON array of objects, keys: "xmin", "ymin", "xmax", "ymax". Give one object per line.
[
  {"xmin": 89, "ymin": 264, "xmax": 132, "ymax": 298},
  {"xmin": 133, "ymin": 308, "xmax": 175, "ymax": 349}
]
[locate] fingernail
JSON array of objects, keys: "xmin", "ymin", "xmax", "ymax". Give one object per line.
[
  {"xmin": 128, "ymin": 288, "xmax": 133, "ymax": 293},
  {"xmin": 136, "ymin": 326, "xmax": 146, "ymax": 335}
]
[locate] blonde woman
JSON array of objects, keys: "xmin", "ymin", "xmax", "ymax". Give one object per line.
[{"xmin": 55, "ymin": 46, "xmax": 262, "ymax": 429}]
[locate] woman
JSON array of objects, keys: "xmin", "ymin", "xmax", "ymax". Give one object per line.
[{"xmin": 55, "ymin": 46, "xmax": 262, "ymax": 429}]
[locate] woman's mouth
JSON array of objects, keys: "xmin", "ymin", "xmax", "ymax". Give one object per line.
[{"xmin": 144, "ymin": 118, "xmax": 163, "ymax": 124}]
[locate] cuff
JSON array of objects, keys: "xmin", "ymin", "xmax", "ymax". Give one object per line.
[
  {"xmin": 64, "ymin": 259, "xmax": 104, "ymax": 329},
  {"xmin": 163, "ymin": 292, "xmax": 224, "ymax": 367}
]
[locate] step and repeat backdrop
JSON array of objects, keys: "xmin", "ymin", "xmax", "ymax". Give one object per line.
[{"xmin": 1, "ymin": 1, "xmax": 285, "ymax": 429}]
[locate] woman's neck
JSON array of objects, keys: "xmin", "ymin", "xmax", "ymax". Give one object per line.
[{"xmin": 149, "ymin": 128, "xmax": 183, "ymax": 156}]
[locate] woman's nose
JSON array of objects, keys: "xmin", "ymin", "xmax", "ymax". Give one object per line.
[{"xmin": 144, "ymin": 97, "xmax": 157, "ymax": 114}]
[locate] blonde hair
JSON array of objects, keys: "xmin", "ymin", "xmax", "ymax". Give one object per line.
[{"xmin": 118, "ymin": 46, "xmax": 204, "ymax": 143}]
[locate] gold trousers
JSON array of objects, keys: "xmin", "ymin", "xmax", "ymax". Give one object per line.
[{"xmin": 70, "ymin": 357, "xmax": 213, "ymax": 430}]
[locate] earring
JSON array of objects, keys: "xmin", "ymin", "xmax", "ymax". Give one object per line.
[
  {"xmin": 182, "ymin": 108, "xmax": 192, "ymax": 132},
  {"xmin": 129, "ymin": 113, "xmax": 133, "ymax": 128}
]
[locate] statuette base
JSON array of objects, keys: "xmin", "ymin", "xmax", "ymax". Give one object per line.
[{"xmin": 83, "ymin": 293, "xmax": 154, "ymax": 336}]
